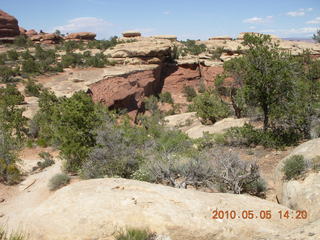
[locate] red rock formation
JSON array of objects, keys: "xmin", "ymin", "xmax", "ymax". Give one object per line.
[
  {"xmin": 26, "ymin": 29, "xmax": 38, "ymax": 37},
  {"xmin": 0, "ymin": 10, "xmax": 20, "ymax": 41},
  {"xmin": 89, "ymin": 66, "xmax": 162, "ymax": 116},
  {"xmin": 65, "ymin": 32, "xmax": 96, "ymax": 41},
  {"xmin": 19, "ymin": 27, "xmax": 26, "ymax": 35}
]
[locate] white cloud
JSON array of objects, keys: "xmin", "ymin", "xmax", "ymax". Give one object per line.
[
  {"xmin": 306, "ymin": 17, "xmax": 320, "ymax": 24},
  {"xmin": 53, "ymin": 17, "xmax": 112, "ymax": 34},
  {"xmin": 243, "ymin": 16, "xmax": 273, "ymax": 24},
  {"xmin": 163, "ymin": 10, "xmax": 171, "ymax": 15},
  {"xmin": 249, "ymin": 26, "xmax": 256, "ymax": 29},
  {"xmin": 286, "ymin": 8, "xmax": 313, "ymax": 17},
  {"xmin": 260, "ymin": 27, "xmax": 317, "ymax": 37}
]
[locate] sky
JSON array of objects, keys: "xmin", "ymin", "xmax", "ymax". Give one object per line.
[{"xmin": 1, "ymin": 0, "xmax": 320, "ymax": 40}]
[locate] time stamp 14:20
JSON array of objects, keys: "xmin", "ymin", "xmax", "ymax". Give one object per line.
[{"xmin": 211, "ymin": 209, "xmax": 308, "ymax": 220}]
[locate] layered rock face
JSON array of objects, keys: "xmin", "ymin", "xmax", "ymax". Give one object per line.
[
  {"xmin": 30, "ymin": 33, "xmax": 62, "ymax": 44},
  {"xmin": 89, "ymin": 65, "xmax": 162, "ymax": 113},
  {"xmin": 0, "ymin": 10, "xmax": 20, "ymax": 42}
]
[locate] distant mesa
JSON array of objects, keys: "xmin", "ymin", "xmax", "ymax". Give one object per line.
[
  {"xmin": 65, "ymin": 32, "xmax": 96, "ymax": 41},
  {"xmin": 209, "ymin": 36, "xmax": 233, "ymax": 41},
  {"xmin": 153, "ymin": 35, "xmax": 177, "ymax": 41},
  {"xmin": 122, "ymin": 31, "xmax": 141, "ymax": 38},
  {"xmin": 0, "ymin": 9, "xmax": 20, "ymax": 42}
]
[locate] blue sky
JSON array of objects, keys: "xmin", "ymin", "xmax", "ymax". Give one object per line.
[{"xmin": 1, "ymin": 0, "xmax": 320, "ymax": 40}]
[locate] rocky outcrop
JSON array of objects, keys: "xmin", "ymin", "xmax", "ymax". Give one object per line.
[
  {"xmin": 19, "ymin": 27, "xmax": 26, "ymax": 35},
  {"xmin": 25, "ymin": 29, "xmax": 38, "ymax": 37},
  {"xmin": 65, "ymin": 32, "xmax": 96, "ymax": 41},
  {"xmin": 0, "ymin": 10, "xmax": 20, "ymax": 42},
  {"xmin": 122, "ymin": 31, "xmax": 141, "ymax": 38},
  {"xmin": 17, "ymin": 178, "xmax": 307, "ymax": 240},
  {"xmin": 274, "ymin": 138, "xmax": 320, "ymax": 221},
  {"xmin": 30, "ymin": 33, "xmax": 62, "ymax": 44},
  {"xmin": 89, "ymin": 65, "xmax": 162, "ymax": 113},
  {"xmin": 165, "ymin": 112, "xmax": 249, "ymax": 139}
]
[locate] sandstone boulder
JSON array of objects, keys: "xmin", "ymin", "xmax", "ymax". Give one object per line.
[
  {"xmin": 104, "ymin": 37, "xmax": 172, "ymax": 58},
  {"xmin": 0, "ymin": 10, "xmax": 20, "ymax": 41},
  {"xmin": 122, "ymin": 31, "xmax": 141, "ymax": 38},
  {"xmin": 274, "ymin": 138, "xmax": 320, "ymax": 221},
  {"xmin": 65, "ymin": 32, "xmax": 96, "ymax": 41},
  {"xmin": 18, "ymin": 178, "xmax": 307, "ymax": 240}
]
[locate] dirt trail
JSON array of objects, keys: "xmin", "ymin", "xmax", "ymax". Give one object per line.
[{"xmin": 0, "ymin": 147, "xmax": 62, "ymax": 231}]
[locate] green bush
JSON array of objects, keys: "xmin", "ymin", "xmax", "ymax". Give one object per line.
[
  {"xmin": 283, "ymin": 155, "xmax": 305, "ymax": 180},
  {"xmin": 183, "ymin": 86, "xmax": 197, "ymax": 102},
  {"xmin": 115, "ymin": 228, "xmax": 154, "ymax": 240},
  {"xmin": 22, "ymin": 58, "xmax": 39, "ymax": 74},
  {"xmin": 24, "ymin": 79, "xmax": 42, "ymax": 97},
  {"xmin": 211, "ymin": 47, "xmax": 224, "ymax": 60},
  {"xmin": 0, "ymin": 66, "xmax": 16, "ymax": 83},
  {"xmin": 181, "ymin": 39, "xmax": 207, "ymax": 55},
  {"xmin": 6, "ymin": 50, "xmax": 19, "ymax": 61},
  {"xmin": 144, "ymin": 95, "xmax": 159, "ymax": 113},
  {"xmin": 61, "ymin": 53, "xmax": 83, "ymax": 68},
  {"xmin": 159, "ymin": 92, "xmax": 174, "ymax": 104},
  {"xmin": 0, "ymin": 128, "xmax": 21, "ymax": 185},
  {"xmin": 13, "ymin": 35, "xmax": 31, "ymax": 47},
  {"xmin": 48, "ymin": 173, "xmax": 70, "ymax": 191},
  {"xmin": 223, "ymin": 124, "xmax": 301, "ymax": 149},
  {"xmin": 192, "ymin": 90, "xmax": 230, "ymax": 124},
  {"xmin": 198, "ymin": 80, "xmax": 206, "ymax": 93}
]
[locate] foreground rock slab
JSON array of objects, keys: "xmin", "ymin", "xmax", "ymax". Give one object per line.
[
  {"xmin": 19, "ymin": 178, "xmax": 307, "ymax": 240},
  {"xmin": 274, "ymin": 138, "xmax": 320, "ymax": 221}
]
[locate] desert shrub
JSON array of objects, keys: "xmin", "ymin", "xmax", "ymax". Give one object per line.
[
  {"xmin": 198, "ymin": 80, "xmax": 206, "ymax": 93},
  {"xmin": 0, "ymin": 66, "xmax": 16, "ymax": 83},
  {"xmin": 24, "ymin": 79, "xmax": 42, "ymax": 97},
  {"xmin": 159, "ymin": 92, "xmax": 174, "ymax": 104},
  {"xmin": 311, "ymin": 156, "xmax": 320, "ymax": 171},
  {"xmin": 211, "ymin": 47, "xmax": 224, "ymax": 60},
  {"xmin": 242, "ymin": 178, "xmax": 266, "ymax": 197},
  {"xmin": 209, "ymin": 149, "xmax": 263, "ymax": 194},
  {"xmin": 6, "ymin": 50, "xmax": 19, "ymax": 61},
  {"xmin": 61, "ymin": 53, "xmax": 83, "ymax": 68},
  {"xmin": 51, "ymin": 91, "xmax": 101, "ymax": 171},
  {"xmin": 36, "ymin": 152, "xmax": 54, "ymax": 170},
  {"xmin": 87, "ymin": 36, "xmax": 119, "ymax": 50},
  {"xmin": 223, "ymin": 124, "xmax": 301, "ymax": 149},
  {"xmin": 48, "ymin": 173, "xmax": 70, "ymax": 191},
  {"xmin": 183, "ymin": 86, "xmax": 197, "ymax": 102},
  {"xmin": 115, "ymin": 228, "xmax": 154, "ymax": 240},
  {"xmin": 0, "ymin": 53, "xmax": 6, "ymax": 64},
  {"xmin": 13, "ymin": 35, "xmax": 30, "ymax": 47},
  {"xmin": 34, "ymin": 45, "xmax": 56, "ymax": 62},
  {"xmin": 282, "ymin": 155, "xmax": 305, "ymax": 180},
  {"xmin": 22, "ymin": 58, "xmax": 39, "ymax": 74},
  {"xmin": 147, "ymin": 154, "xmax": 215, "ymax": 189},
  {"xmin": 0, "ymin": 85, "xmax": 26, "ymax": 141},
  {"xmin": 32, "ymin": 89, "xmax": 59, "ymax": 146},
  {"xmin": 84, "ymin": 53, "xmax": 107, "ymax": 67},
  {"xmin": 181, "ymin": 39, "xmax": 207, "ymax": 55},
  {"xmin": 0, "ymin": 128, "xmax": 21, "ymax": 185},
  {"xmin": 192, "ymin": 90, "xmax": 230, "ymax": 124},
  {"xmin": 144, "ymin": 95, "xmax": 159, "ymax": 113},
  {"xmin": 81, "ymin": 120, "xmax": 140, "ymax": 179},
  {"xmin": 60, "ymin": 41, "xmax": 84, "ymax": 53}
]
